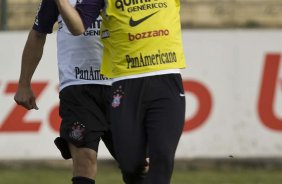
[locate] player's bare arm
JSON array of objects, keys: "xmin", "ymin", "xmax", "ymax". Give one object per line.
[
  {"xmin": 14, "ymin": 30, "xmax": 46, "ymax": 110},
  {"xmin": 55, "ymin": 0, "xmax": 85, "ymax": 35},
  {"xmin": 55, "ymin": 0, "xmax": 103, "ymax": 36}
]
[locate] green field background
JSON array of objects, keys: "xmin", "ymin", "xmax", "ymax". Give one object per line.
[{"xmin": 1, "ymin": 159, "xmax": 282, "ymax": 184}]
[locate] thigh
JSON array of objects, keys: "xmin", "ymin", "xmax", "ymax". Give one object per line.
[
  {"xmin": 146, "ymin": 97, "xmax": 185, "ymax": 158},
  {"xmin": 59, "ymin": 85, "xmax": 109, "ymax": 151},
  {"xmin": 145, "ymin": 74, "xmax": 186, "ymax": 158}
]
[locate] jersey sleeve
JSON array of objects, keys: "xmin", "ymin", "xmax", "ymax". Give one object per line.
[
  {"xmin": 32, "ymin": 0, "xmax": 59, "ymax": 34},
  {"xmin": 75, "ymin": 0, "xmax": 104, "ymax": 30}
]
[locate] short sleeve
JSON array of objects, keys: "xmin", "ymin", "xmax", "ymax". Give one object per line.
[
  {"xmin": 32, "ymin": 0, "xmax": 59, "ymax": 34},
  {"xmin": 75, "ymin": 0, "xmax": 104, "ymax": 30}
]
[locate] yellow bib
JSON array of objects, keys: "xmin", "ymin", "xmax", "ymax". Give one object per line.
[{"xmin": 100, "ymin": 0, "xmax": 186, "ymax": 78}]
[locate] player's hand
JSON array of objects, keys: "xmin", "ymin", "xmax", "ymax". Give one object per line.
[
  {"xmin": 143, "ymin": 157, "xmax": 149, "ymax": 174},
  {"xmin": 14, "ymin": 86, "xmax": 39, "ymax": 110}
]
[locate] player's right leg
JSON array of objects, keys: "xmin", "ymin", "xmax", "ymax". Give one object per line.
[
  {"xmin": 109, "ymin": 79, "xmax": 149, "ymax": 184},
  {"xmin": 102, "ymin": 85, "xmax": 149, "ymax": 184}
]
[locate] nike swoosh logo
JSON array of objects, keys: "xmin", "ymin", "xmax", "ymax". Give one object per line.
[{"xmin": 129, "ymin": 11, "xmax": 159, "ymax": 27}]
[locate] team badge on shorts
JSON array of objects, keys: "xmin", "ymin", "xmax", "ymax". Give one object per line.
[
  {"xmin": 69, "ymin": 122, "xmax": 85, "ymax": 141},
  {"xmin": 112, "ymin": 85, "xmax": 125, "ymax": 108}
]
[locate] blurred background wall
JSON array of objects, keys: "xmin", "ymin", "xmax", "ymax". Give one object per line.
[{"xmin": 1, "ymin": 0, "xmax": 282, "ymax": 30}]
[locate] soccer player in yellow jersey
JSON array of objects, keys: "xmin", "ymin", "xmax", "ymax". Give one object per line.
[{"xmin": 55, "ymin": 0, "xmax": 186, "ymax": 183}]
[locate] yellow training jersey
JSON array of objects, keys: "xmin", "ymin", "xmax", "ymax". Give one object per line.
[{"xmin": 100, "ymin": 0, "xmax": 186, "ymax": 78}]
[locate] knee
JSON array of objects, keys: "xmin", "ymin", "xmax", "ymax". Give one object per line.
[
  {"xmin": 150, "ymin": 147, "xmax": 175, "ymax": 168},
  {"xmin": 119, "ymin": 160, "xmax": 144, "ymax": 176}
]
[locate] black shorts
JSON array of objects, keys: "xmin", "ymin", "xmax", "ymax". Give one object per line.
[{"xmin": 55, "ymin": 84, "xmax": 112, "ymax": 159}]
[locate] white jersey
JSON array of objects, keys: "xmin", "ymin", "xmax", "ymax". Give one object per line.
[{"xmin": 56, "ymin": 0, "xmax": 112, "ymax": 91}]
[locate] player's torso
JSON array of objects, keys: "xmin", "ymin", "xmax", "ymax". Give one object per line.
[
  {"xmin": 100, "ymin": 0, "xmax": 186, "ymax": 78},
  {"xmin": 57, "ymin": 0, "xmax": 111, "ymax": 91}
]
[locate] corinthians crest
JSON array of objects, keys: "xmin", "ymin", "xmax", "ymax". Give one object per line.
[
  {"xmin": 69, "ymin": 122, "xmax": 85, "ymax": 141},
  {"xmin": 112, "ymin": 85, "xmax": 125, "ymax": 108}
]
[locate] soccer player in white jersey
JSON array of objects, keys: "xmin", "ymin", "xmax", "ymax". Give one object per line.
[{"xmin": 14, "ymin": 0, "xmax": 147, "ymax": 184}]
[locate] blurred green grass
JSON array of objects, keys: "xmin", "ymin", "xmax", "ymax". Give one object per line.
[{"xmin": 1, "ymin": 166, "xmax": 282, "ymax": 184}]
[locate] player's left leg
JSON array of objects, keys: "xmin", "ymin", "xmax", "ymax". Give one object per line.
[
  {"xmin": 54, "ymin": 132, "xmax": 102, "ymax": 184},
  {"xmin": 68, "ymin": 143, "xmax": 98, "ymax": 182},
  {"xmin": 54, "ymin": 85, "xmax": 110, "ymax": 184},
  {"xmin": 143, "ymin": 74, "xmax": 186, "ymax": 184}
]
